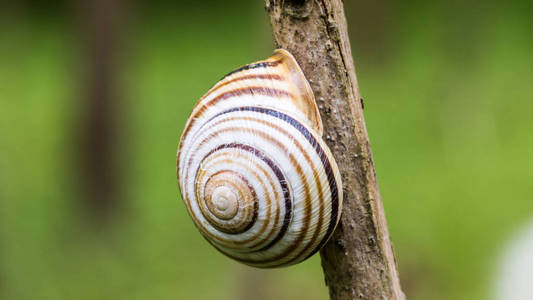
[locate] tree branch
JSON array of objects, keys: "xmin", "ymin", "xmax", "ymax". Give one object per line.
[{"xmin": 264, "ymin": 1, "xmax": 404, "ymax": 299}]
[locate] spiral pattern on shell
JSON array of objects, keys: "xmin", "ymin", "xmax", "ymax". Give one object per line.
[{"xmin": 177, "ymin": 49, "xmax": 343, "ymax": 268}]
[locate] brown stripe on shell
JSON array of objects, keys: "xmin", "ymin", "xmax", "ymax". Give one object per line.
[
  {"xmin": 186, "ymin": 141, "xmax": 293, "ymax": 255},
  {"xmin": 193, "ymin": 152, "xmax": 280, "ymax": 250},
  {"xmin": 200, "ymin": 74, "xmax": 285, "ymax": 105},
  {"xmin": 220, "ymin": 60, "xmax": 282, "ymax": 80},
  {"xmin": 215, "ymin": 160, "xmax": 281, "ymax": 250},
  {"xmin": 197, "ymin": 86, "xmax": 295, "ymax": 123},
  {"xmin": 178, "ymin": 58, "xmax": 285, "ymax": 163},
  {"xmin": 218, "ymin": 143, "xmax": 293, "ymax": 252},
  {"xmin": 197, "ymin": 115, "xmax": 324, "ymax": 252},
  {"xmin": 238, "ymin": 106, "xmax": 341, "ymax": 263},
  {"xmin": 195, "ymin": 169, "xmax": 258, "ymax": 234},
  {"xmin": 177, "ymin": 50, "xmax": 341, "ymax": 267},
  {"xmin": 178, "ymin": 49, "xmax": 322, "ymax": 192},
  {"xmin": 202, "ymin": 106, "xmax": 340, "ymax": 266},
  {"xmin": 203, "ymin": 114, "xmax": 327, "ymax": 262},
  {"xmin": 184, "ymin": 125, "xmax": 312, "ymax": 265},
  {"xmin": 178, "ymin": 86, "xmax": 295, "ymax": 157}
]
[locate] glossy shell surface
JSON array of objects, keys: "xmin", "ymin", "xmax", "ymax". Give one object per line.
[{"xmin": 177, "ymin": 49, "xmax": 343, "ymax": 268}]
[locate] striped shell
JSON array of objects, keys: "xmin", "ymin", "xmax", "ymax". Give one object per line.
[{"xmin": 177, "ymin": 49, "xmax": 343, "ymax": 268}]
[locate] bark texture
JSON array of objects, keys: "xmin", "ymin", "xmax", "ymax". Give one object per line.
[{"xmin": 264, "ymin": 1, "xmax": 404, "ymax": 299}]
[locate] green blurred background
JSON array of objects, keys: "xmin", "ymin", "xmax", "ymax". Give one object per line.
[{"xmin": 1, "ymin": 0, "xmax": 532, "ymax": 299}]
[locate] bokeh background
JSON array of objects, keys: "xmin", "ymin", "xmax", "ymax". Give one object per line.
[{"xmin": 1, "ymin": 0, "xmax": 532, "ymax": 299}]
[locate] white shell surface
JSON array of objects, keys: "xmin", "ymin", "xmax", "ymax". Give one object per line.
[{"xmin": 177, "ymin": 49, "xmax": 343, "ymax": 268}]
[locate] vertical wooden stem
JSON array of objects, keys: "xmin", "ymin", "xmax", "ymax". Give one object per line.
[{"xmin": 264, "ymin": 0, "xmax": 404, "ymax": 299}]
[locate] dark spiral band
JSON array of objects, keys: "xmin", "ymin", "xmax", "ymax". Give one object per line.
[{"xmin": 177, "ymin": 49, "xmax": 343, "ymax": 267}]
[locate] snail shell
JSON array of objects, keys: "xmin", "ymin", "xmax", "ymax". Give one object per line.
[{"xmin": 177, "ymin": 49, "xmax": 343, "ymax": 268}]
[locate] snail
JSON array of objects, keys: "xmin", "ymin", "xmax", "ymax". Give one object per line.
[{"xmin": 177, "ymin": 49, "xmax": 343, "ymax": 268}]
